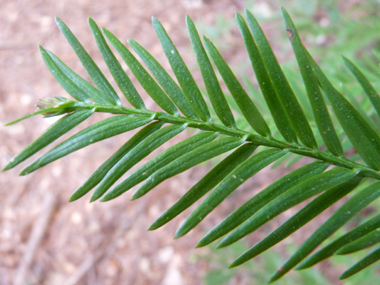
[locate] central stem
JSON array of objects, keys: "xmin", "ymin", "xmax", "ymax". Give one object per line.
[{"xmin": 70, "ymin": 101, "xmax": 380, "ymax": 180}]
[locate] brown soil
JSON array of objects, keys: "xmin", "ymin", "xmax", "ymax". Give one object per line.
[{"xmin": 0, "ymin": 0, "xmax": 367, "ymax": 284}]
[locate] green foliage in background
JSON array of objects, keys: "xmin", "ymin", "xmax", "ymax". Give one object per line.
[
  {"xmin": 196, "ymin": 1, "xmax": 380, "ymax": 169},
  {"xmin": 199, "ymin": 241, "xmax": 329, "ymax": 285},
  {"xmin": 4, "ymin": 7, "xmax": 380, "ymax": 282}
]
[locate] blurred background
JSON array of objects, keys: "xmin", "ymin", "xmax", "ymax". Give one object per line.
[{"xmin": 1, "ymin": 0, "xmax": 380, "ymax": 284}]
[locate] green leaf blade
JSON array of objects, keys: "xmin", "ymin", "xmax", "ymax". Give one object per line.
[
  {"xmin": 39, "ymin": 46, "xmax": 90, "ymax": 102},
  {"xmin": 281, "ymin": 9, "xmax": 344, "ymax": 157},
  {"xmin": 245, "ymin": 10, "xmax": 317, "ymax": 149},
  {"xmin": 230, "ymin": 176, "xmax": 361, "ymax": 268},
  {"xmin": 55, "ymin": 17, "xmax": 121, "ymax": 106},
  {"xmin": 20, "ymin": 115, "xmax": 152, "ymax": 175},
  {"xmin": 5, "ymin": 109, "xmax": 59, "ymax": 126},
  {"xmin": 91, "ymin": 123, "xmax": 187, "ymax": 201},
  {"xmin": 339, "ymin": 247, "xmax": 380, "ymax": 279},
  {"xmin": 219, "ymin": 168, "xmax": 358, "ymax": 249},
  {"xmin": 344, "ymin": 56, "xmax": 380, "ymax": 120},
  {"xmin": 87, "ymin": 19, "xmax": 146, "ymax": 109},
  {"xmin": 186, "ymin": 16, "xmax": 236, "ymax": 128},
  {"xmin": 4, "ymin": 110, "xmax": 94, "ymax": 171},
  {"xmin": 152, "ymin": 17, "xmax": 211, "ymax": 122},
  {"xmin": 270, "ymin": 180, "xmax": 380, "ymax": 282},
  {"xmin": 337, "ymin": 229, "xmax": 380, "ymax": 255},
  {"xmin": 69, "ymin": 121, "xmax": 164, "ymax": 202},
  {"xmin": 175, "ymin": 148, "xmax": 288, "ymax": 238},
  {"xmin": 46, "ymin": 50, "xmax": 107, "ymax": 104},
  {"xmin": 236, "ymin": 13, "xmax": 297, "ymax": 143},
  {"xmin": 308, "ymin": 53, "xmax": 380, "ymax": 170},
  {"xmin": 101, "ymin": 131, "xmax": 218, "ymax": 201},
  {"xmin": 197, "ymin": 161, "xmax": 330, "ymax": 248},
  {"xmin": 132, "ymin": 136, "xmax": 247, "ymax": 200},
  {"xmin": 128, "ymin": 39, "xmax": 198, "ymax": 119},
  {"xmin": 203, "ymin": 37, "xmax": 271, "ymax": 137},
  {"xmin": 297, "ymin": 213, "xmax": 380, "ymax": 269},
  {"xmin": 102, "ymin": 28, "xmax": 179, "ymax": 116},
  {"xmin": 149, "ymin": 143, "xmax": 257, "ymax": 231}
]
